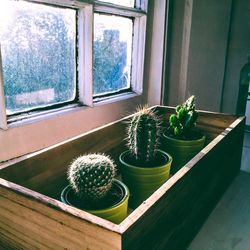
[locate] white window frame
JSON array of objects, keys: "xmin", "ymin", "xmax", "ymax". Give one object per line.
[
  {"xmin": 0, "ymin": 0, "xmax": 147, "ymax": 129},
  {"xmin": 0, "ymin": 43, "xmax": 7, "ymax": 130}
]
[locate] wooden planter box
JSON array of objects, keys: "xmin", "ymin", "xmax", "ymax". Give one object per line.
[{"xmin": 0, "ymin": 106, "xmax": 245, "ymax": 249}]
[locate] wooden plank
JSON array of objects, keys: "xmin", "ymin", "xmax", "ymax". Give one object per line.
[
  {"xmin": 0, "ymin": 106, "xmax": 235, "ymax": 186},
  {"xmin": 121, "ymin": 116, "xmax": 245, "ymax": 249},
  {"xmin": 0, "ymin": 107, "xmax": 241, "ymax": 198},
  {"xmin": 0, "ymin": 180, "xmax": 121, "ymax": 249},
  {"xmin": 0, "ymin": 120, "xmax": 127, "ymax": 190},
  {"xmin": 0, "ymin": 106, "xmax": 241, "ymax": 201}
]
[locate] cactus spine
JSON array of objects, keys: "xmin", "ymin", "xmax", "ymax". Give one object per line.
[
  {"xmin": 68, "ymin": 153, "xmax": 116, "ymax": 201},
  {"xmin": 127, "ymin": 107, "xmax": 162, "ymax": 163},
  {"xmin": 168, "ymin": 95, "xmax": 198, "ymax": 139}
]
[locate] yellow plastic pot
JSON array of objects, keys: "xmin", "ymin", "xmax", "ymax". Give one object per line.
[
  {"xmin": 61, "ymin": 179, "xmax": 129, "ymax": 224},
  {"xmin": 163, "ymin": 133, "xmax": 206, "ymax": 174},
  {"xmin": 119, "ymin": 149, "xmax": 172, "ymax": 208}
]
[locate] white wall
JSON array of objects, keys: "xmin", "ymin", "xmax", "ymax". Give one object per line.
[{"xmin": 146, "ymin": 0, "xmax": 167, "ymax": 106}]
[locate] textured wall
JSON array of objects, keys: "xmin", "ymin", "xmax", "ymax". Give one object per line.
[{"xmin": 164, "ymin": 0, "xmax": 250, "ymax": 114}]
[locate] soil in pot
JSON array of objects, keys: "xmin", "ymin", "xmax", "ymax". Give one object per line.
[{"xmin": 123, "ymin": 150, "xmax": 169, "ymax": 168}]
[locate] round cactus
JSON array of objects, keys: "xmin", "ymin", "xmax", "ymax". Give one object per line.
[
  {"xmin": 67, "ymin": 153, "xmax": 116, "ymax": 201},
  {"xmin": 168, "ymin": 95, "xmax": 198, "ymax": 139},
  {"xmin": 126, "ymin": 107, "xmax": 162, "ymax": 163}
]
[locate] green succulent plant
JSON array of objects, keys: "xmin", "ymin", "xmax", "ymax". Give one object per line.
[
  {"xmin": 168, "ymin": 95, "xmax": 198, "ymax": 139},
  {"xmin": 68, "ymin": 153, "xmax": 116, "ymax": 201},
  {"xmin": 126, "ymin": 107, "xmax": 162, "ymax": 163}
]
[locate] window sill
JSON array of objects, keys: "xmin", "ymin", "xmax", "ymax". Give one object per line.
[
  {"xmin": 6, "ymin": 104, "xmax": 84, "ymax": 129},
  {"xmin": 4, "ymin": 92, "xmax": 140, "ymax": 130},
  {"xmin": 94, "ymin": 91, "xmax": 140, "ymax": 106}
]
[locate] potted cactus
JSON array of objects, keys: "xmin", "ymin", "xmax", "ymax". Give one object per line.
[
  {"xmin": 61, "ymin": 153, "xmax": 129, "ymax": 224},
  {"xmin": 119, "ymin": 107, "xmax": 172, "ymax": 208},
  {"xmin": 163, "ymin": 95, "xmax": 206, "ymax": 173}
]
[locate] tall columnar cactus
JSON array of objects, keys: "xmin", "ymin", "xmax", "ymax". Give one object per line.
[
  {"xmin": 168, "ymin": 95, "xmax": 198, "ymax": 139},
  {"xmin": 126, "ymin": 107, "xmax": 162, "ymax": 163},
  {"xmin": 68, "ymin": 153, "xmax": 116, "ymax": 201}
]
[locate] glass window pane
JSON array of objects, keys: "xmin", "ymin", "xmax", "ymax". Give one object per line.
[
  {"xmin": 94, "ymin": 14, "xmax": 133, "ymax": 96},
  {"xmin": 0, "ymin": 0, "xmax": 76, "ymax": 115},
  {"xmin": 98, "ymin": 0, "xmax": 135, "ymax": 8}
]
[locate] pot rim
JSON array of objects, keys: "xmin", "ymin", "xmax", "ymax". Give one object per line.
[
  {"xmin": 119, "ymin": 149, "xmax": 172, "ymax": 171},
  {"xmin": 163, "ymin": 133, "xmax": 206, "ymax": 143},
  {"xmin": 61, "ymin": 179, "xmax": 129, "ymax": 212}
]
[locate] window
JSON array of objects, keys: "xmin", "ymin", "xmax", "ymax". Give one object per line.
[
  {"xmin": 93, "ymin": 14, "xmax": 133, "ymax": 96},
  {"xmin": 0, "ymin": 0, "xmax": 147, "ymax": 128},
  {"xmin": 0, "ymin": 0, "xmax": 76, "ymax": 116}
]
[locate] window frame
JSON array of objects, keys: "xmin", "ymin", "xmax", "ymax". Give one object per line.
[
  {"xmin": 0, "ymin": 0, "xmax": 147, "ymax": 129},
  {"xmin": 0, "ymin": 2, "xmax": 78, "ymax": 118},
  {"xmin": 0, "ymin": 0, "xmax": 88, "ymax": 126},
  {"xmin": 0, "ymin": 44, "xmax": 7, "ymax": 130},
  {"xmin": 92, "ymin": 6, "xmax": 146, "ymax": 99}
]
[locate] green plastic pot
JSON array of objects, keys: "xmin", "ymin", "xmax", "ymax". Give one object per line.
[
  {"xmin": 119, "ymin": 149, "xmax": 172, "ymax": 208},
  {"xmin": 163, "ymin": 133, "xmax": 206, "ymax": 174},
  {"xmin": 61, "ymin": 179, "xmax": 129, "ymax": 224}
]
